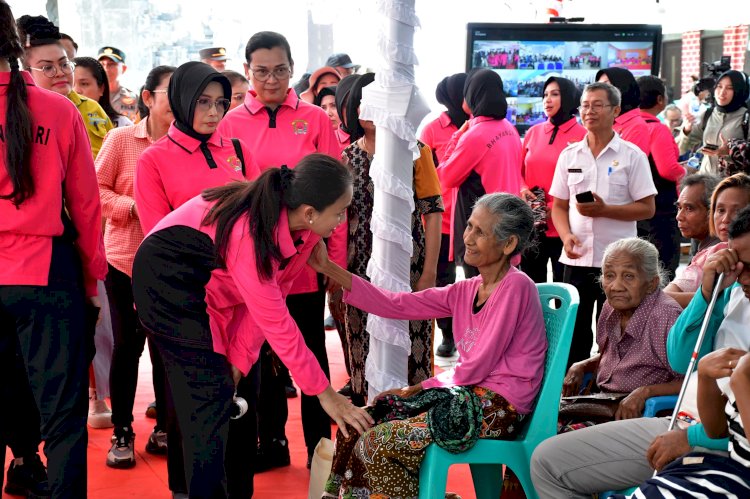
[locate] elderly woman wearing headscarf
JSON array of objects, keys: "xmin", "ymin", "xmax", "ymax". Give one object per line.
[
  {"xmin": 436, "ymin": 68, "xmax": 523, "ymax": 278},
  {"xmin": 331, "ymin": 73, "xmax": 444, "ymax": 406},
  {"xmin": 680, "ymin": 69, "xmax": 750, "ymax": 176},
  {"xmin": 420, "ymin": 72, "xmax": 469, "ymax": 357},
  {"xmin": 596, "ymin": 67, "xmax": 651, "ymax": 156},
  {"xmin": 520, "ymin": 76, "xmax": 587, "ymax": 284}
]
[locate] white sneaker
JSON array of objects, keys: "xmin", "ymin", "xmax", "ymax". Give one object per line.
[{"xmin": 88, "ymin": 388, "xmax": 113, "ymax": 429}]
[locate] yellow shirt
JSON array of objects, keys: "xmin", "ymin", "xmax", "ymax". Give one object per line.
[{"xmin": 67, "ymin": 91, "xmax": 114, "ymax": 159}]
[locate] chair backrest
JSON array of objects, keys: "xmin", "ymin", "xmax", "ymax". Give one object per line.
[{"xmin": 512, "ymin": 283, "xmax": 579, "ymax": 443}]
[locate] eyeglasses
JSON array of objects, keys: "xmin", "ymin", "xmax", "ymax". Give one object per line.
[
  {"xmin": 195, "ymin": 97, "xmax": 231, "ymax": 113},
  {"xmin": 151, "ymin": 89, "xmax": 168, "ymax": 94},
  {"xmin": 232, "ymin": 93, "xmax": 245, "ymax": 103},
  {"xmin": 250, "ymin": 67, "xmax": 292, "ymax": 82},
  {"xmin": 27, "ymin": 61, "xmax": 76, "ymax": 78},
  {"xmin": 578, "ymin": 103, "xmax": 613, "ymax": 114}
]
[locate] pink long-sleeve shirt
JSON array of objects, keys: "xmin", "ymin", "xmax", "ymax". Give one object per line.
[
  {"xmin": 0, "ymin": 72, "xmax": 106, "ymax": 297},
  {"xmin": 614, "ymin": 108, "xmax": 650, "ymax": 156},
  {"xmin": 148, "ymin": 195, "xmax": 330, "ymax": 395},
  {"xmin": 420, "ymin": 112, "xmax": 458, "ymax": 235},
  {"xmin": 134, "ymin": 123, "xmax": 259, "ymax": 235},
  {"xmin": 437, "ymin": 116, "xmax": 523, "ymax": 259},
  {"xmin": 639, "ymin": 110, "xmax": 685, "ymax": 183},
  {"xmin": 521, "ymin": 117, "xmax": 587, "ymax": 238},
  {"xmin": 344, "ymin": 267, "xmax": 546, "ymax": 413}
]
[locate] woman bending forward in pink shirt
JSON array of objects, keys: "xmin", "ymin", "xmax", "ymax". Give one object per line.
[{"xmin": 311, "ymin": 193, "xmax": 547, "ymax": 499}]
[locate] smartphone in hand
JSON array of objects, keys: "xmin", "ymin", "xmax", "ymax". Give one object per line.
[
  {"xmin": 702, "ymin": 143, "xmax": 719, "ymax": 151},
  {"xmin": 575, "ymin": 191, "xmax": 595, "ymax": 203}
]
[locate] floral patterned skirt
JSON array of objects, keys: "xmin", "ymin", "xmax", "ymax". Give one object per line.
[{"xmin": 323, "ymin": 387, "xmax": 526, "ymax": 499}]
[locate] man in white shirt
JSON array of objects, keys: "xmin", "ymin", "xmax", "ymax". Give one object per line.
[{"xmin": 550, "ymin": 82, "xmax": 657, "ymax": 366}]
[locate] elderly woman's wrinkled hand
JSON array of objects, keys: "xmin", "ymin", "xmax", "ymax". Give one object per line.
[
  {"xmin": 701, "ymin": 248, "xmax": 744, "ymax": 300},
  {"xmin": 562, "ymin": 365, "xmax": 585, "ymax": 397},
  {"xmin": 615, "ymin": 386, "xmax": 648, "ymax": 420},
  {"xmin": 318, "ymin": 386, "xmax": 374, "ymax": 439}
]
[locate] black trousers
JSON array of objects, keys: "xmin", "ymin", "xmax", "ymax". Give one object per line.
[
  {"xmin": 0, "ymin": 239, "xmax": 89, "ymax": 498},
  {"xmin": 562, "ymin": 264, "xmax": 606, "ymax": 367},
  {"xmin": 151, "ymin": 332, "xmax": 235, "ymax": 499},
  {"xmin": 521, "ymin": 234, "xmax": 564, "ymax": 284},
  {"xmin": 436, "ymin": 233, "xmax": 456, "ymax": 341},
  {"xmin": 257, "ymin": 289, "xmax": 330, "ymax": 456},
  {"xmin": 638, "ymin": 214, "xmax": 681, "ymax": 282},
  {"xmin": 105, "ymin": 264, "xmax": 167, "ymax": 431}
]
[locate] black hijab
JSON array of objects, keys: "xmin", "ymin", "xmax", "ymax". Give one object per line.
[
  {"xmin": 544, "ymin": 76, "xmax": 579, "ymax": 127},
  {"xmin": 595, "ymin": 67, "xmax": 639, "ymax": 113},
  {"xmin": 313, "ymin": 85, "xmax": 336, "ymax": 107},
  {"xmin": 714, "ymin": 70, "xmax": 750, "ymax": 114},
  {"xmin": 168, "ymin": 61, "xmax": 231, "ymax": 142},
  {"xmin": 463, "ymin": 69, "xmax": 507, "ymax": 120},
  {"xmin": 338, "ymin": 73, "xmax": 375, "ymax": 142},
  {"xmin": 436, "ymin": 73, "xmax": 469, "ymax": 128}
]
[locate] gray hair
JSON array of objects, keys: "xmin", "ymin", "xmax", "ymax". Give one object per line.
[
  {"xmin": 601, "ymin": 237, "xmax": 667, "ymax": 289},
  {"xmin": 664, "ymin": 103, "xmax": 682, "ymax": 116},
  {"xmin": 680, "ymin": 173, "xmax": 721, "ymax": 209},
  {"xmin": 473, "ymin": 193, "xmax": 534, "ymax": 257},
  {"xmin": 583, "ymin": 82, "xmax": 621, "ymax": 107}
]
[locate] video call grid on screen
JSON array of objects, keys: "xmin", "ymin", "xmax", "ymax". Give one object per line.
[{"xmin": 466, "ymin": 23, "xmax": 662, "ymax": 135}]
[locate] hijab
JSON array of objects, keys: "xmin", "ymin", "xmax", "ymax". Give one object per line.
[
  {"xmin": 714, "ymin": 70, "xmax": 750, "ymax": 114},
  {"xmin": 544, "ymin": 76, "xmax": 579, "ymax": 127},
  {"xmin": 436, "ymin": 73, "xmax": 469, "ymax": 128},
  {"xmin": 338, "ymin": 72, "xmax": 375, "ymax": 142},
  {"xmin": 463, "ymin": 69, "xmax": 507, "ymax": 120},
  {"xmin": 168, "ymin": 61, "xmax": 231, "ymax": 142},
  {"xmin": 595, "ymin": 67, "xmax": 639, "ymax": 114},
  {"xmin": 313, "ymin": 85, "xmax": 336, "ymax": 107},
  {"xmin": 335, "ymin": 74, "xmax": 358, "ymax": 134}
]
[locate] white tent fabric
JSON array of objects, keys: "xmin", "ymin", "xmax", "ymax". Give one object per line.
[{"xmin": 359, "ymin": 0, "xmax": 430, "ymax": 399}]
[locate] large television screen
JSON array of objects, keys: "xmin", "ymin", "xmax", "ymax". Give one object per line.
[{"xmin": 466, "ymin": 23, "xmax": 662, "ymax": 135}]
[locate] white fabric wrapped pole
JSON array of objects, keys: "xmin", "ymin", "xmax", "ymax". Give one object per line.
[{"xmin": 359, "ymin": 0, "xmax": 430, "ymax": 400}]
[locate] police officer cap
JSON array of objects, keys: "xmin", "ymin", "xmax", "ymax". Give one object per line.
[
  {"xmin": 98, "ymin": 46, "xmax": 126, "ymax": 63},
  {"xmin": 199, "ymin": 47, "xmax": 229, "ymax": 61},
  {"xmin": 325, "ymin": 53, "xmax": 359, "ymax": 71}
]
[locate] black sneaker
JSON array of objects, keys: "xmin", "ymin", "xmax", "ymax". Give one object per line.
[
  {"xmin": 255, "ymin": 439, "xmax": 291, "ymax": 473},
  {"xmin": 4, "ymin": 454, "xmax": 50, "ymax": 497},
  {"xmin": 106, "ymin": 427, "xmax": 136, "ymax": 468},
  {"xmin": 436, "ymin": 339, "xmax": 457, "ymax": 357}
]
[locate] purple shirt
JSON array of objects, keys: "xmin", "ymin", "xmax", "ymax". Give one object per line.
[
  {"xmin": 344, "ymin": 266, "xmax": 546, "ymax": 414},
  {"xmin": 596, "ymin": 290, "xmax": 683, "ymax": 393}
]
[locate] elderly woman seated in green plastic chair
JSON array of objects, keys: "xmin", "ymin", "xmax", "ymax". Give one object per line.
[
  {"xmin": 560, "ymin": 238, "xmax": 685, "ymax": 428},
  {"xmin": 308, "ymin": 193, "xmax": 547, "ymax": 499}
]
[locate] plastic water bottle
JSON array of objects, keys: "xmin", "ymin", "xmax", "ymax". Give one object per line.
[{"xmin": 687, "ymin": 155, "xmax": 701, "ymax": 169}]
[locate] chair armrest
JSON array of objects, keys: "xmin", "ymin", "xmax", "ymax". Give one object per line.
[{"xmin": 642, "ymin": 395, "xmax": 678, "ymax": 418}]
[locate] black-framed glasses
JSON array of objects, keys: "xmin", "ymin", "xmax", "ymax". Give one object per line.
[
  {"xmin": 250, "ymin": 67, "xmax": 292, "ymax": 82},
  {"xmin": 27, "ymin": 60, "xmax": 76, "ymax": 78},
  {"xmin": 196, "ymin": 97, "xmax": 231, "ymax": 113},
  {"xmin": 578, "ymin": 103, "xmax": 613, "ymax": 114}
]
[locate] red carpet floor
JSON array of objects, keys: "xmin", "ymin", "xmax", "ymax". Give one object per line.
[{"xmin": 3, "ymin": 331, "xmax": 478, "ymax": 498}]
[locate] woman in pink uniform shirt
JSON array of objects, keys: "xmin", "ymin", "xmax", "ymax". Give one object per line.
[
  {"xmin": 520, "ymin": 76, "xmax": 586, "ymax": 283},
  {"xmin": 420, "ymin": 72, "xmax": 469, "ymax": 357},
  {"xmin": 313, "ymin": 193, "xmax": 546, "ymax": 498},
  {"xmin": 596, "ymin": 67, "xmax": 650, "ymax": 156},
  {"xmin": 131, "ymin": 155, "xmax": 373, "ymax": 498},
  {"xmin": 0, "ymin": 2, "xmax": 106, "ymax": 495},
  {"xmin": 437, "ymin": 68, "xmax": 523, "ymax": 278}
]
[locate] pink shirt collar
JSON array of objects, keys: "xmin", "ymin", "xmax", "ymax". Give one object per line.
[
  {"xmin": 542, "ymin": 116, "xmax": 580, "ymax": 134},
  {"xmin": 243, "ymin": 88, "xmax": 300, "ymax": 115},
  {"xmin": 165, "ymin": 122, "xmax": 223, "ymax": 153},
  {"xmin": 614, "ymin": 108, "xmax": 642, "ymax": 127},
  {"xmin": 275, "ymin": 207, "xmax": 309, "ymax": 260},
  {"xmin": 438, "ymin": 112, "xmax": 453, "ymax": 128},
  {"xmin": 469, "ymin": 115, "xmax": 498, "ymax": 126},
  {"xmin": 133, "ymin": 116, "xmax": 151, "ymax": 140}
]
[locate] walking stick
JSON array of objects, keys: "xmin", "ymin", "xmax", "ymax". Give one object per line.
[{"xmin": 653, "ymin": 272, "xmax": 725, "ymax": 476}]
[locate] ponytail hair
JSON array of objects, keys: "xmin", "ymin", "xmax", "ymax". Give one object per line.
[
  {"xmin": 0, "ymin": 0, "xmax": 34, "ymax": 206},
  {"xmin": 138, "ymin": 65, "xmax": 176, "ymax": 119},
  {"xmin": 202, "ymin": 154, "xmax": 353, "ymax": 279}
]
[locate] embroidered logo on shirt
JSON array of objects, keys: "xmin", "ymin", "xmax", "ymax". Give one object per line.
[
  {"xmin": 226, "ymin": 155, "xmax": 242, "ymax": 172},
  {"xmin": 291, "ymin": 119, "xmax": 308, "ymax": 135},
  {"xmin": 457, "ymin": 327, "xmax": 480, "ymax": 352}
]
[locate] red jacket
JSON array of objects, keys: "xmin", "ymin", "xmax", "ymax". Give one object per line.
[{"xmin": 0, "ymin": 72, "xmax": 106, "ymax": 296}]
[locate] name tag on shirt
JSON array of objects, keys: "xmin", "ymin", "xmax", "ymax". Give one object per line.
[{"xmin": 568, "ymin": 168, "xmax": 583, "ymax": 173}]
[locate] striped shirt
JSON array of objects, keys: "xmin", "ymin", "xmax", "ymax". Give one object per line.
[{"xmin": 726, "ymin": 391, "xmax": 750, "ymax": 467}]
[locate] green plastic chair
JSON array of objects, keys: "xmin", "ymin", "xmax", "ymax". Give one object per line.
[{"xmin": 418, "ymin": 283, "xmax": 579, "ymax": 499}]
